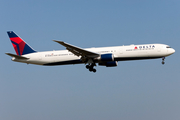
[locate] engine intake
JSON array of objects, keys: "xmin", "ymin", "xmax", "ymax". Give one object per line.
[{"xmin": 100, "ymin": 53, "xmax": 114, "ymax": 61}]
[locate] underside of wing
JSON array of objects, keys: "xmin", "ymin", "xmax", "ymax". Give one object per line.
[{"xmin": 53, "ymin": 40, "xmax": 99, "ymax": 58}]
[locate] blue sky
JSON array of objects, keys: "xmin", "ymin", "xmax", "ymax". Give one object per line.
[{"xmin": 0, "ymin": 0, "xmax": 180, "ymax": 120}]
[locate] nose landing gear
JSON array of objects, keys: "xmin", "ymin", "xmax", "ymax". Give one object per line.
[
  {"xmin": 162, "ymin": 57, "xmax": 165, "ymax": 65},
  {"xmin": 86, "ymin": 63, "xmax": 96, "ymax": 73}
]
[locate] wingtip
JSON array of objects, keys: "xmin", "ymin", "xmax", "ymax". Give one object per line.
[{"xmin": 53, "ymin": 40, "xmax": 64, "ymax": 43}]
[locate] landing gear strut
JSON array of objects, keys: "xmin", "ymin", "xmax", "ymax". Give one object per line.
[
  {"xmin": 86, "ymin": 63, "xmax": 96, "ymax": 73},
  {"xmin": 162, "ymin": 57, "xmax": 165, "ymax": 65}
]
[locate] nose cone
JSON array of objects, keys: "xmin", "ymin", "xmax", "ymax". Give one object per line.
[
  {"xmin": 169, "ymin": 48, "xmax": 175, "ymax": 55},
  {"xmin": 172, "ymin": 48, "xmax": 175, "ymax": 53}
]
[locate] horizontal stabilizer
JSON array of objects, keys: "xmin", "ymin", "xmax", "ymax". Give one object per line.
[{"xmin": 5, "ymin": 53, "xmax": 29, "ymax": 59}]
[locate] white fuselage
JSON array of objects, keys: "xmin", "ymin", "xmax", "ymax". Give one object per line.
[{"xmin": 12, "ymin": 44, "xmax": 175, "ymax": 66}]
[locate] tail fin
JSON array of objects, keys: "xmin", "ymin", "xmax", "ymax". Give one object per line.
[{"xmin": 7, "ymin": 31, "xmax": 36, "ymax": 55}]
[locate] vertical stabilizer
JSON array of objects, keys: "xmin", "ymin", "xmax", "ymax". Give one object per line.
[{"xmin": 7, "ymin": 31, "xmax": 36, "ymax": 55}]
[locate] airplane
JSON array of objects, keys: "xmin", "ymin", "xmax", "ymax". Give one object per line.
[{"xmin": 6, "ymin": 31, "xmax": 175, "ymax": 73}]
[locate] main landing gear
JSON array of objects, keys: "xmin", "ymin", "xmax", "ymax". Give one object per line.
[
  {"xmin": 162, "ymin": 57, "xmax": 165, "ymax": 65},
  {"xmin": 86, "ymin": 63, "xmax": 96, "ymax": 73}
]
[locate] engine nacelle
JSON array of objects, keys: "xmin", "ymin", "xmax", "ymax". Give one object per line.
[
  {"xmin": 99, "ymin": 61, "xmax": 118, "ymax": 67},
  {"xmin": 100, "ymin": 53, "xmax": 114, "ymax": 61}
]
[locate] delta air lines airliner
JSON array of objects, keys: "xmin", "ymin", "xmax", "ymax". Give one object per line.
[{"xmin": 6, "ymin": 31, "xmax": 175, "ymax": 72}]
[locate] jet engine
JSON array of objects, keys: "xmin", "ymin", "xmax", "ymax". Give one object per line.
[
  {"xmin": 99, "ymin": 61, "xmax": 118, "ymax": 67},
  {"xmin": 99, "ymin": 53, "xmax": 114, "ymax": 61}
]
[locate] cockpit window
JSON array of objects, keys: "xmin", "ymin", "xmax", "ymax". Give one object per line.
[{"xmin": 166, "ymin": 46, "xmax": 171, "ymax": 48}]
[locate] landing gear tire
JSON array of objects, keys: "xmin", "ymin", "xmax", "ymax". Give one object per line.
[
  {"xmin": 89, "ymin": 68, "xmax": 96, "ymax": 73},
  {"xmin": 162, "ymin": 57, "xmax": 165, "ymax": 65},
  {"xmin": 86, "ymin": 65, "xmax": 90, "ymax": 69},
  {"xmin": 89, "ymin": 68, "xmax": 93, "ymax": 72},
  {"xmin": 92, "ymin": 69, "xmax": 96, "ymax": 73},
  {"xmin": 86, "ymin": 63, "xmax": 96, "ymax": 73}
]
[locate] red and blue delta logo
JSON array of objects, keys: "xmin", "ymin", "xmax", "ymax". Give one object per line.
[
  {"xmin": 7, "ymin": 31, "xmax": 36, "ymax": 55},
  {"xmin": 134, "ymin": 45, "xmax": 155, "ymax": 50},
  {"xmin": 134, "ymin": 46, "xmax": 138, "ymax": 49}
]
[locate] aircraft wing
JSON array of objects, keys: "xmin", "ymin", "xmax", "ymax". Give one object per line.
[
  {"xmin": 5, "ymin": 53, "xmax": 29, "ymax": 59},
  {"xmin": 53, "ymin": 40, "xmax": 100, "ymax": 58}
]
